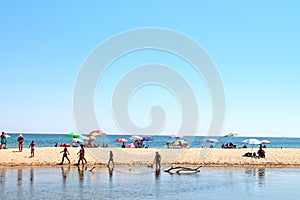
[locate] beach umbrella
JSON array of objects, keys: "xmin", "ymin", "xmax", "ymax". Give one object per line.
[
  {"xmin": 130, "ymin": 135, "xmax": 143, "ymax": 141},
  {"xmin": 206, "ymin": 138, "xmax": 218, "ymax": 143},
  {"xmin": 142, "ymin": 137, "xmax": 153, "ymax": 141},
  {"xmin": 90, "ymin": 130, "xmax": 106, "ymax": 136},
  {"xmin": 72, "ymin": 138, "xmax": 83, "ymax": 143},
  {"xmin": 116, "ymin": 138, "xmax": 128, "ymax": 143},
  {"xmin": 224, "ymin": 133, "xmax": 239, "ymax": 137},
  {"xmin": 242, "ymin": 139, "xmax": 261, "ymax": 145},
  {"xmin": 67, "ymin": 132, "xmax": 82, "ymax": 139},
  {"xmin": 261, "ymin": 140, "xmax": 271, "ymax": 144},
  {"xmin": 169, "ymin": 135, "xmax": 182, "ymax": 139},
  {"xmin": 242, "ymin": 138, "xmax": 261, "ymax": 152}
]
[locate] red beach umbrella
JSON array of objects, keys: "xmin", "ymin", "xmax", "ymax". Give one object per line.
[{"xmin": 116, "ymin": 138, "xmax": 128, "ymax": 143}]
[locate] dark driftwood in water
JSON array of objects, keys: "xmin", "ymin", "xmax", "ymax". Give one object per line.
[{"xmin": 164, "ymin": 166, "xmax": 202, "ymax": 174}]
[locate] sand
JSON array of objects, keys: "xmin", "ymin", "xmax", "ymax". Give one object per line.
[{"xmin": 1, "ymin": 147, "xmax": 300, "ymax": 168}]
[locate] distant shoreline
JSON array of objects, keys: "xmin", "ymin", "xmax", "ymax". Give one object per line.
[
  {"xmin": 1, "ymin": 147, "xmax": 300, "ymax": 168},
  {"xmin": 4, "ymin": 133, "xmax": 300, "ymax": 138}
]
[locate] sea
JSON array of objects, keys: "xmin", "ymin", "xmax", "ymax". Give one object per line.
[
  {"xmin": 0, "ymin": 166, "xmax": 300, "ymax": 199},
  {"xmin": 3, "ymin": 133, "xmax": 300, "ymax": 149}
]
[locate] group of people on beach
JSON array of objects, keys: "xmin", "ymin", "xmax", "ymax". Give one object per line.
[
  {"xmin": 243, "ymin": 144, "xmax": 266, "ymax": 159},
  {"xmin": 59, "ymin": 144, "xmax": 87, "ymax": 165},
  {"xmin": 1, "ymin": 132, "xmax": 35, "ymax": 157}
]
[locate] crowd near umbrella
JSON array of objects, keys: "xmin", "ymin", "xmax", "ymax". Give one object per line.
[{"xmin": 126, "ymin": 143, "xmax": 136, "ymax": 148}]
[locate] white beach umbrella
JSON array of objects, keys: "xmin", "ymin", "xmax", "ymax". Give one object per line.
[
  {"xmin": 242, "ymin": 139, "xmax": 261, "ymax": 145},
  {"xmin": 242, "ymin": 138, "xmax": 262, "ymax": 152},
  {"xmin": 130, "ymin": 135, "xmax": 143, "ymax": 141},
  {"xmin": 206, "ymin": 138, "xmax": 218, "ymax": 143}
]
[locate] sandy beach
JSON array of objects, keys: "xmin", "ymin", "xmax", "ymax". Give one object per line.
[{"xmin": 1, "ymin": 147, "xmax": 300, "ymax": 168}]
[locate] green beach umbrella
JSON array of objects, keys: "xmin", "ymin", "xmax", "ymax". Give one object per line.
[
  {"xmin": 67, "ymin": 132, "xmax": 82, "ymax": 139},
  {"xmin": 224, "ymin": 133, "xmax": 239, "ymax": 137}
]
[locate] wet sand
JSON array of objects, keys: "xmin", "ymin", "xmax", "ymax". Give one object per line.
[{"xmin": 1, "ymin": 147, "xmax": 300, "ymax": 168}]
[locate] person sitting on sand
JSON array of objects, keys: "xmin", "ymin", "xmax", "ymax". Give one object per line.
[
  {"xmin": 257, "ymin": 146, "xmax": 265, "ymax": 158},
  {"xmin": 17, "ymin": 134, "xmax": 24, "ymax": 152},
  {"xmin": 121, "ymin": 142, "xmax": 125, "ymax": 148},
  {"xmin": 60, "ymin": 144, "xmax": 70, "ymax": 164},
  {"xmin": 77, "ymin": 145, "xmax": 87, "ymax": 165},
  {"xmin": 29, "ymin": 140, "xmax": 36, "ymax": 157}
]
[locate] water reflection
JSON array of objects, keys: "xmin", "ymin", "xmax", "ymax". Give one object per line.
[
  {"xmin": 108, "ymin": 166, "xmax": 114, "ymax": 179},
  {"xmin": 77, "ymin": 165, "xmax": 87, "ymax": 185},
  {"xmin": 61, "ymin": 167, "xmax": 70, "ymax": 186},
  {"xmin": 0, "ymin": 168, "xmax": 6, "ymax": 185},
  {"xmin": 245, "ymin": 168, "xmax": 265, "ymax": 187},
  {"xmin": 258, "ymin": 168, "xmax": 265, "ymax": 187},
  {"xmin": 17, "ymin": 168, "xmax": 22, "ymax": 186},
  {"xmin": 30, "ymin": 168, "xmax": 34, "ymax": 185}
]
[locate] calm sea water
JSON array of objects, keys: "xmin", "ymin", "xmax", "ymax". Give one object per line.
[
  {"xmin": 3, "ymin": 133, "xmax": 300, "ymax": 148},
  {"xmin": 4, "ymin": 133, "xmax": 300, "ymax": 149},
  {"xmin": 0, "ymin": 166, "xmax": 299, "ymax": 200}
]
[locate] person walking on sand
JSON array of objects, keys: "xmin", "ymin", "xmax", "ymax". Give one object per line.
[
  {"xmin": 17, "ymin": 134, "xmax": 24, "ymax": 152},
  {"xmin": 60, "ymin": 144, "xmax": 70, "ymax": 164},
  {"xmin": 77, "ymin": 145, "xmax": 87, "ymax": 165},
  {"xmin": 29, "ymin": 140, "xmax": 36, "ymax": 157},
  {"xmin": 107, "ymin": 151, "xmax": 114, "ymax": 168},
  {"xmin": 1, "ymin": 132, "xmax": 8, "ymax": 149}
]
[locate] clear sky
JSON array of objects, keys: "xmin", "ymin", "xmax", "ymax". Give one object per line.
[{"xmin": 0, "ymin": 1, "xmax": 299, "ymax": 137}]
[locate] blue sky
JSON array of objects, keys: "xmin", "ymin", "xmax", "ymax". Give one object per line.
[{"xmin": 0, "ymin": 1, "xmax": 299, "ymax": 137}]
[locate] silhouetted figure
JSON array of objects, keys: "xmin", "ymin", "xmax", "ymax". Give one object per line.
[
  {"xmin": 257, "ymin": 146, "xmax": 265, "ymax": 158},
  {"xmin": 154, "ymin": 151, "xmax": 161, "ymax": 174},
  {"xmin": 17, "ymin": 134, "xmax": 24, "ymax": 152},
  {"xmin": 107, "ymin": 151, "xmax": 114, "ymax": 168},
  {"xmin": 60, "ymin": 144, "xmax": 70, "ymax": 164},
  {"xmin": 77, "ymin": 145, "xmax": 87, "ymax": 165},
  {"xmin": 29, "ymin": 141, "xmax": 36, "ymax": 157}
]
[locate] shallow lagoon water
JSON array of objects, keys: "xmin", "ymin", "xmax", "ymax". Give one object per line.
[{"xmin": 0, "ymin": 167, "xmax": 300, "ymax": 200}]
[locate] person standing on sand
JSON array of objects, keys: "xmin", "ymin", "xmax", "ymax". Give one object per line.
[
  {"xmin": 29, "ymin": 140, "xmax": 36, "ymax": 157},
  {"xmin": 154, "ymin": 151, "xmax": 161, "ymax": 170},
  {"xmin": 17, "ymin": 134, "xmax": 24, "ymax": 152},
  {"xmin": 1, "ymin": 132, "xmax": 8, "ymax": 149},
  {"xmin": 60, "ymin": 144, "xmax": 70, "ymax": 164},
  {"xmin": 77, "ymin": 144, "xmax": 87, "ymax": 165}
]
